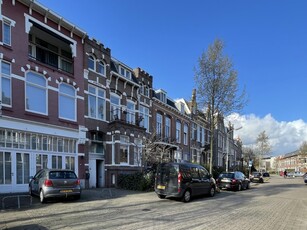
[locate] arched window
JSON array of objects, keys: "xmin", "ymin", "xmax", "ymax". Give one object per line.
[
  {"xmin": 88, "ymin": 55, "xmax": 95, "ymax": 70},
  {"xmin": 98, "ymin": 61, "xmax": 106, "ymax": 76},
  {"xmin": 26, "ymin": 72, "xmax": 47, "ymax": 114},
  {"xmin": 59, "ymin": 83, "xmax": 76, "ymax": 121}
]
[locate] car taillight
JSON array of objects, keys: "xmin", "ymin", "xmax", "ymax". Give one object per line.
[
  {"xmin": 76, "ymin": 179, "xmax": 80, "ymax": 185},
  {"xmin": 44, "ymin": 179, "xmax": 53, "ymax": 187},
  {"xmin": 178, "ymin": 172, "xmax": 182, "ymax": 184},
  {"xmin": 231, "ymin": 179, "xmax": 237, "ymax": 183},
  {"xmin": 178, "ymin": 172, "xmax": 182, "ymax": 193}
]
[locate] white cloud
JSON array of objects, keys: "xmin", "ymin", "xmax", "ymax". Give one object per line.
[{"xmin": 227, "ymin": 113, "xmax": 307, "ymax": 156}]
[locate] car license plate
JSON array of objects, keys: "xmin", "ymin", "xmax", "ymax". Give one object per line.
[
  {"xmin": 157, "ymin": 185, "xmax": 165, "ymax": 190},
  {"xmin": 60, "ymin": 189, "xmax": 73, "ymax": 193}
]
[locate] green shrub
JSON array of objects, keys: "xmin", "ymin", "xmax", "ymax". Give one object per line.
[{"xmin": 118, "ymin": 172, "xmax": 154, "ymax": 191}]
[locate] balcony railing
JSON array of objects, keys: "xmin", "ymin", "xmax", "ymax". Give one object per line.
[
  {"xmin": 110, "ymin": 108, "xmax": 143, "ymax": 127},
  {"xmin": 28, "ymin": 41, "xmax": 73, "ymax": 74}
]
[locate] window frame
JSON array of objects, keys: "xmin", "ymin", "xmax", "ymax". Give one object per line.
[
  {"xmin": 88, "ymin": 55, "xmax": 95, "ymax": 71},
  {"xmin": 156, "ymin": 113, "xmax": 162, "ymax": 138},
  {"xmin": 58, "ymin": 83, "xmax": 76, "ymax": 121},
  {"xmin": 139, "ymin": 105, "xmax": 149, "ymax": 131},
  {"xmin": 88, "ymin": 85, "xmax": 106, "ymax": 120},
  {"xmin": 97, "ymin": 61, "xmax": 106, "ymax": 76},
  {"xmin": 25, "ymin": 71, "xmax": 48, "ymax": 115},
  {"xmin": 165, "ymin": 116, "xmax": 171, "ymax": 140},
  {"xmin": 2, "ymin": 17, "xmax": 15, "ymax": 46},
  {"xmin": 110, "ymin": 94, "xmax": 121, "ymax": 121},
  {"xmin": 1, "ymin": 61, "xmax": 12, "ymax": 106},
  {"xmin": 176, "ymin": 120, "xmax": 181, "ymax": 143},
  {"xmin": 184, "ymin": 123, "xmax": 188, "ymax": 145},
  {"xmin": 120, "ymin": 135, "xmax": 129, "ymax": 165},
  {"xmin": 126, "ymin": 100, "xmax": 135, "ymax": 124}
]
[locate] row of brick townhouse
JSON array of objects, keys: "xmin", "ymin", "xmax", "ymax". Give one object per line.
[
  {"xmin": 275, "ymin": 150, "xmax": 307, "ymax": 174},
  {"xmin": 0, "ymin": 0, "xmax": 242, "ymax": 193}
]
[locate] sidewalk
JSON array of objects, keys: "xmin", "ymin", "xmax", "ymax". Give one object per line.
[{"xmin": 0, "ymin": 188, "xmax": 146, "ymax": 210}]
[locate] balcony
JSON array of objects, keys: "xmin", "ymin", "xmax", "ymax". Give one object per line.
[
  {"xmin": 110, "ymin": 108, "xmax": 144, "ymax": 127},
  {"xmin": 28, "ymin": 23, "xmax": 74, "ymax": 74}
]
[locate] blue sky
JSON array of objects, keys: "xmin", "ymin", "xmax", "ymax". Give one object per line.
[{"xmin": 37, "ymin": 0, "xmax": 307, "ymax": 155}]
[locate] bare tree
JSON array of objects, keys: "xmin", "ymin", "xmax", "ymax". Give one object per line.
[
  {"xmin": 299, "ymin": 141, "xmax": 307, "ymax": 155},
  {"xmin": 256, "ymin": 131, "xmax": 271, "ymax": 171},
  {"xmin": 138, "ymin": 130, "xmax": 178, "ymax": 171},
  {"xmin": 194, "ymin": 39, "xmax": 247, "ymax": 174}
]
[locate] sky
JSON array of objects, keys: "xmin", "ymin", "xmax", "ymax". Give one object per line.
[{"xmin": 37, "ymin": 0, "xmax": 307, "ymax": 156}]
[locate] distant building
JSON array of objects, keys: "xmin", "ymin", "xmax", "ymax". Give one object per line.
[{"xmin": 275, "ymin": 150, "xmax": 307, "ymax": 173}]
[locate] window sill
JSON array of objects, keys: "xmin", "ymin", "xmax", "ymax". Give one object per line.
[
  {"xmin": 58, "ymin": 118, "xmax": 78, "ymax": 125},
  {"xmin": 24, "ymin": 111, "xmax": 49, "ymax": 119}
]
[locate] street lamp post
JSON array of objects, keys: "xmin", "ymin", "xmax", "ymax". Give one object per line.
[{"xmin": 226, "ymin": 126, "xmax": 242, "ymax": 172}]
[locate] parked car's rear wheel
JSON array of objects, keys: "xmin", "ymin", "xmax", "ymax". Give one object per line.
[
  {"xmin": 182, "ymin": 189, "xmax": 191, "ymax": 202},
  {"xmin": 40, "ymin": 190, "xmax": 46, "ymax": 203},
  {"xmin": 260, "ymin": 179, "xmax": 264, "ymax": 183},
  {"xmin": 157, "ymin": 194, "xmax": 166, "ymax": 199},
  {"xmin": 209, "ymin": 186, "xmax": 215, "ymax": 197}
]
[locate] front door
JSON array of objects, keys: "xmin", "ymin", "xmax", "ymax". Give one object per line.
[
  {"xmin": 97, "ymin": 160, "xmax": 105, "ymax": 188},
  {"xmin": 0, "ymin": 151, "xmax": 31, "ymax": 193}
]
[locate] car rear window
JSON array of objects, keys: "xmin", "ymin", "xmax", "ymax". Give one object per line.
[
  {"xmin": 219, "ymin": 173, "xmax": 234, "ymax": 179},
  {"xmin": 49, "ymin": 171, "xmax": 77, "ymax": 179},
  {"xmin": 156, "ymin": 164, "xmax": 179, "ymax": 183}
]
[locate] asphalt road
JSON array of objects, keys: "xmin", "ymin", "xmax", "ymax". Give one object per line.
[{"xmin": 1, "ymin": 175, "xmax": 307, "ymax": 230}]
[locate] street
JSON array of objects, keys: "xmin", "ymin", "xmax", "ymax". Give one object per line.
[{"xmin": 1, "ymin": 175, "xmax": 307, "ymax": 230}]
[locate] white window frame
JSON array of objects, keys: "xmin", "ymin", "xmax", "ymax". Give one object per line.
[
  {"xmin": 120, "ymin": 135, "xmax": 129, "ymax": 165},
  {"xmin": 98, "ymin": 61, "xmax": 106, "ymax": 76},
  {"xmin": 0, "ymin": 61, "xmax": 12, "ymax": 106},
  {"xmin": 134, "ymin": 138, "xmax": 142, "ymax": 166},
  {"xmin": 184, "ymin": 123, "xmax": 188, "ymax": 145},
  {"xmin": 139, "ymin": 105, "xmax": 149, "ymax": 131},
  {"xmin": 119, "ymin": 66, "xmax": 131, "ymax": 80},
  {"xmin": 156, "ymin": 113, "xmax": 162, "ymax": 137},
  {"xmin": 165, "ymin": 116, "xmax": 171, "ymax": 140},
  {"xmin": 88, "ymin": 55, "xmax": 95, "ymax": 71},
  {"xmin": 176, "ymin": 120, "xmax": 181, "ymax": 143},
  {"xmin": 126, "ymin": 100, "xmax": 135, "ymax": 124},
  {"xmin": 2, "ymin": 16, "xmax": 15, "ymax": 46},
  {"xmin": 59, "ymin": 83, "xmax": 76, "ymax": 121},
  {"xmin": 25, "ymin": 72, "xmax": 47, "ymax": 115},
  {"xmin": 88, "ymin": 85, "xmax": 105, "ymax": 120},
  {"xmin": 110, "ymin": 94, "xmax": 121, "ymax": 120}
]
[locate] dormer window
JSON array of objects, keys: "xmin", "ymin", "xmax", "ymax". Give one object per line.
[
  {"xmin": 156, "ymin": 89, "xmax": 166, "ymax": 103},
  {"xmin": 119, "ymin": 66, "xmax": 131, "ymax": 79},
  {"xmin": 180, "ymin": 102, "xmax": 185, "ymax": 113}
]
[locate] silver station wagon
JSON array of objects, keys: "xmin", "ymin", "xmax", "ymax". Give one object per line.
[{"xmin": 29, "ymin": 169, "xmax": 81, "ymax": 203}]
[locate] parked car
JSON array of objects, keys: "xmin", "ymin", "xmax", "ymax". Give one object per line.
[
  {"xmin": 154, "ymin": 162, "xmax": 216, "ymax": 202},
  {"xmin": 303, "ymin": 173, "xmax": 307, "ymax": 183},
  {"xmin": 250, "ymin": 172, "xmax": 264, "ymax": 183},
  {"xmin": 216, "ymin": 171, "xmax": 250, "ymax": 191},
  {"xmin": 29, "ymin": 169, "xmax": 81, "ymax": 203},
  {"xmin": 287, "ymin": 171, "xmax": 304, "ymax": 177}
]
